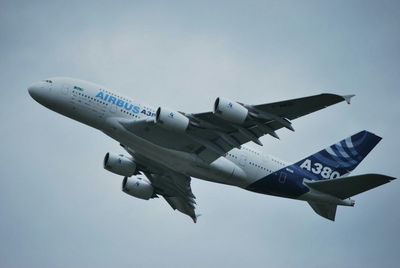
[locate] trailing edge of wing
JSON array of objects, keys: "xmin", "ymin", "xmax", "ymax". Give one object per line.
[
  {"xmin": 150, "ymin": 173, "xmax": 197, "ymax": 222},
  {"xmin": 164, "ymin": 196, "xmax": 198, "ymax": 223}
]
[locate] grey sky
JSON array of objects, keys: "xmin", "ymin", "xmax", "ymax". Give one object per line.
[{"xmin": 1, "ymin": 0, "xmax": 399, "ymax": 267}]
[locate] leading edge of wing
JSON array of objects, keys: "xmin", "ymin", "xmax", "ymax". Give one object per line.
[{"xmin": 252, "ymin": 93, "xmax": 355, "ymax": 120}]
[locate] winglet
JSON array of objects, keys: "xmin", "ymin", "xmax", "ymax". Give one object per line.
[{"xmin": 343, "ymin": 94, "xmax": 355, "ymax": 104}]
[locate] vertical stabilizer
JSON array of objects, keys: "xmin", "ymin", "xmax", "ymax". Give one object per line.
[
  {"xmin": 293, "ymin": 131, "xmax": 381, "ymax": 181},
  {"xmin": 308, "ymin": 202, "xmax": 337, "ymax": 221}
]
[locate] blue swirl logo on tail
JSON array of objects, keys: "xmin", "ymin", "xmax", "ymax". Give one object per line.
[{"xmin": 293, "ymin": 131, "xmax": 382, "ymax": 181}]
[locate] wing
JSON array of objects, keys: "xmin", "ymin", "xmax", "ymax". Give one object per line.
[
  {"xmin": 252, "ymin": 93, "xmax": 354, "ymax": 120},
  {"xmin": 122, "ymin": 145, "xmax": 198, "ymax": 222},
  {"xmin": 188, "ymin": 94, "xmax": 354, "ymax": 162},
  {"xmin": 150, "ymin": 173, "xmax": 197, "ymax": 222},
  {"xmin": 120, "ymin": 93, "xmax": 354, "ymax": 163}
]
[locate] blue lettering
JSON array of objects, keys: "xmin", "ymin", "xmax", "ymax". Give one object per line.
[
  {"xmin": 95, "ymin": 92, "xmax": 104, "ymax": 99},
  {"xmin": 95, "ymin": 91, "xmax": 145, "ymax": 115},
  {"xmin": 124, "ymin": 103, "xmax": 133, "ymax": 111},
  {"xmin": 116, "ymin": 99, "xmax": 124, "ymax": 107},
  {"xmin": 108, "ymin": 96, "xmax": 117, "ymax": 104},
  {"xmin": 132, "ymin": 106, "xmax": 140, "ymax": 114}
]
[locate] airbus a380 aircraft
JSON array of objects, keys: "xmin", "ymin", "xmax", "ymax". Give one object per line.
[{"xmin": 28, "ymin": 77, "xmax": 395, "ymax": 222}]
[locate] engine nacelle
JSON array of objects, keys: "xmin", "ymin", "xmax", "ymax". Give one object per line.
[
  {"xmin": 155, "ymin": 107, "xmax": 189, "ymax": 132},
  {"xmin": 122, "ymin": 176, "xmax": 154, "ymax": 200},
  {"xmin": 213, "ymin": 97, "xmax": 248, "ymax": 124},
  {"xmin": 103, "ymin": 152, "xmax": 136, "ymax": 177}
]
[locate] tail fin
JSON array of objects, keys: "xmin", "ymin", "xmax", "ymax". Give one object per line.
[
  {"xmin": 293, "ymin": 131, "xmax": 381, "ymax": 181},
  {"xmin": 308, "ymin": 202, "xmax": 337, "ymax": 221}
]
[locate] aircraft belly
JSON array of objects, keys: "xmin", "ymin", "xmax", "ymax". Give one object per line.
[
  {"xmin": 102, "ymin": 118, "xmax": 249, "ymax": 187},
  {"xmin": 194, "ymin": 157, "xmax": 249, "ymax": 187},
  {"xmin": 245, "ymin": 168, "xmax": 309, "ymax": 199}
]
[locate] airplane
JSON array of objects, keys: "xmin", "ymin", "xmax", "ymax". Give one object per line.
[{"xmin": 28, "ymin": 77, "xmax": 396, "ymax": 222}]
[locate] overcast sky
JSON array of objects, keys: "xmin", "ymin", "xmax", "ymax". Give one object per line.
[{"xmin": 1, "ymin": 0, "xmax": 399, "ymax": 267}]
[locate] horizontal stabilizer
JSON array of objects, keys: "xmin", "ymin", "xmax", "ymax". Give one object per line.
[
  {"xmin": 305, "ymin": 174, "xmax": 395, "ymax": 199},
  {"xmin": 308, "ymin": 202, "xmax": 337, "ymax": 221}
]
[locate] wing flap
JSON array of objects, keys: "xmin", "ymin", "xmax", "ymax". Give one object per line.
[
  {"xmin": 149, "ymin": 172, "xmax": 197, "ymax": 222},
  {"xmin": 164, "ymin": 196, "xmax": 197, "ymax": 223}
]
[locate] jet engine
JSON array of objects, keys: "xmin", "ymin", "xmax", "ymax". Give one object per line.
[
  {"xmin": 213, "ymin": 97, "xmax": 248, "ymax": 124},
  {"xmin": 103, "ymin": 152, "xmax": 136, "ymax": 177},
  {"xmin": 155, "ymin": 107, "xmax": 189, "ymax": 132},
  {"xmin": 122, "ymin": 176, "xmax": 154, "ymax": 200}
]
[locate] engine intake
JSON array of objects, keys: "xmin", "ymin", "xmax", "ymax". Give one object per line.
[
  {"xmin": 155, "ymin": 107, "xmax": 189, "ymax": 132},
  {"xmin": 213, "ymin": 97, "xmax": 248, "ymax": 124},
  {"xmin": 122, "ymin": 176, "xmax": 154, "ymax": 200},
  {"xmin": 103, "ymin": 152, "xmax": 136, "ymax": 177}
]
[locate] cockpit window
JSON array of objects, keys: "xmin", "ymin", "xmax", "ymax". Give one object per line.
[
  {"xmin": 73, "ymin": 86, "xmax": 84, "ymax": 91},
  {"xmin": 43, "ymin": 79, "xmax": 53, "ymax": 83}
]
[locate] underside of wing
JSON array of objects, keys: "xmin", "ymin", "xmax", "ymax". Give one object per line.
[
  {"xmin": 122, "ymin": 145, "xmax": 198, "ymax": 222},
  {"xmin": 119, "ymin": 93, "xmax": 353, "ymax": 163},
  {"xmin": 149, "ymin": 172, "xmax": 197, "ymax": 222},
  {"xmin": 186, "ymin": 93, "xmax": 353, "ymax": 162}
]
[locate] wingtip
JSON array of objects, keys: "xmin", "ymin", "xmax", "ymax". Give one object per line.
[
  {"xmin": 343, "ymin": 94, "xmax": 355, "ymax": 104},
  {"xmin": 192, "ymin": 213, "xmax": 202, "ymax": 223}
]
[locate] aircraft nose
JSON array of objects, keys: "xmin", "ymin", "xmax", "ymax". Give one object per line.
[
  {"xmin": 28, "ymin": 80, "xmax": 59, "ymax": 110},
  {"xmin": 28, "ymin": 83, "xmax": 40, "ymax": 100},
  {"xmin": 28, "ymin": 81, "xmax": 48, "ymax": 103}
]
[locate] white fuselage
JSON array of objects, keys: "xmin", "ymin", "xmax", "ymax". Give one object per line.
[{"xmin": 28, "ymin": 78, "xmax": 287, "ymax": 189}]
